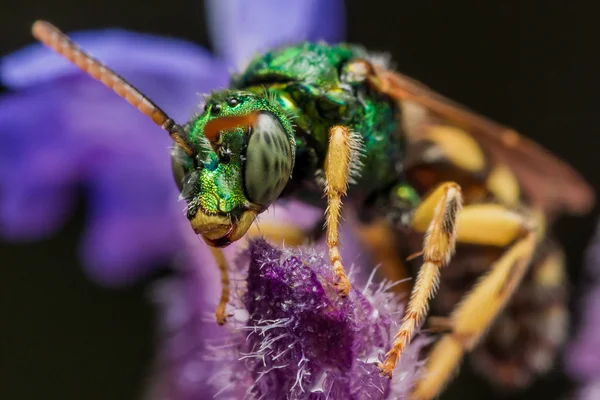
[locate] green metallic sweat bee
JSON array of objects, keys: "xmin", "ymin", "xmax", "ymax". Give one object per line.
[{"xmin": 33, "ymin": 20, "xmax": 594, "ymax": 399}]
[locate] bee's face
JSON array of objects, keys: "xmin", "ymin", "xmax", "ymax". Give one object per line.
[{"xmin": 171, "ymin": 91, "xmax": 295, "ymax": 247}]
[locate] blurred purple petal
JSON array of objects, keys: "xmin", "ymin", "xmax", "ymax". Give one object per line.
[
  {"xmin": 0, "ymin": 34, "xmax": 228, "ymax": 285},
  {"xmin": 148, "ymin": 217, "xmax": 222, "ymax": 400},
  {"xmin": 206, "ymin": 0, "xmax": 346, "ymax": 68},
  {"xmin": 80, "ymin": 149, "xmax": 182, "ymax": 286},
  {"xmin": 567, "ymin": 220, "xmax": 600, "ymax": 398},
  {"xmin": 2, "ymin": 29, "xmax": 226, "ymax": 93},
  {"xmin": 0, "ymin": 80, "xmax": 83, "ymax": 239},
  {"xmin": 0, "ymin": 181, "xmax": 76, "ymax": 240}
]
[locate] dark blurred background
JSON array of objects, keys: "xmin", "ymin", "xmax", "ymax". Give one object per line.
[{"xmin": 1, "ymin": 0, "xmax": 599, "ymax": 399}]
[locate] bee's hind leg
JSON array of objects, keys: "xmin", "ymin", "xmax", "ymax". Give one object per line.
[{"xmin": 408, "ymin": 206, "xmax": 540, "ymax": 399}]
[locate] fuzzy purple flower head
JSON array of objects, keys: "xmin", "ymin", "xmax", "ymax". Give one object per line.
[
  {"xmin": 205, "ymin": 240, "xmax": 427, "ymax": 399},
  {"xmin": 149, "ymin": 203, "xmax": 376, "ymax": 400}
]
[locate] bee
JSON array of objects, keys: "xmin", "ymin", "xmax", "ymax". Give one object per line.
[{"xmin": 32, "ymin": 20, "xmax": 594, "ymax": 399}]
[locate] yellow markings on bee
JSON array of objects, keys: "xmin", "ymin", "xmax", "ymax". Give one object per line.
[
  {"xmin": 453, "ymin": 204, "xmax": 527, "ymax": 247},
  {"xmin": 413, "ymin": 200, "xmax": 526, "ymax": 248},
  {"xmin": 424, "ymin": 125, "xmax": 486, "ymax": 173},
  {"xmin": 534, "ymin": 251, "xmax": 565, "ymax": 288},
  {"xmin": 486, "ymin": 164, "xmax": 520, "ymax": 207}
]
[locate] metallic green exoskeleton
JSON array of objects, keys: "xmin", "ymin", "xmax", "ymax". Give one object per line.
[
  {"xmin": 170, "ymin": 42, "xmax": 415, "ymax": 246},
  {"xmin": 34, "ymin": 20, "xmax": 595, "ymax": 399}
]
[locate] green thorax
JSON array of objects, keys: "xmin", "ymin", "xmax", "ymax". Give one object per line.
[{"xmin": 231, "ymin": 42, "xmax": 405, "ymax": 201}]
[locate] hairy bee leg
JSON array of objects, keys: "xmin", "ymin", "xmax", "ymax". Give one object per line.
[
  {"xmin": 324, "ymin": 125, "xmax": 358, "ymax": 297},
  {"xmin": 411, "ymin": 229, "xmax": 537, "ymax": 400},
  {"xmin": 209, "ymin": 247, "xmax": 231, "ymax": 325},
  {"xmin": 470, "ymin": 243, "xmax": 568, "ymax": 388},
  {"xmin": 378, "ymin": 182, "xmax": 463, "ymax": 377}
]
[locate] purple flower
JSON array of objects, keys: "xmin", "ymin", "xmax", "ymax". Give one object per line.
[
  {"xmin": 202, "ymin": 240, "xmax": 426, "ymax": 399},
  {"xmin": 567, "ymin": 220, "xmax": 600, "ymax": 399},
  {"xmin": 0, "ymin": 0, "xmax": 346, "ymax": 286},
  {"xmin": 149, "ymin": 210, "xmax": 382, "ymax": 399}
]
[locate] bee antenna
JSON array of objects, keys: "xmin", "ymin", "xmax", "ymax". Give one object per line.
[{"xmin": 31, "ymin": 20, "xmax": 194, "ymax": 156}]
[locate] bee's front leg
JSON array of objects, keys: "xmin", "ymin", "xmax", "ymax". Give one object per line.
[
  {"xmin": 209, "ymin": 247, "xmax": 232, "ymax": 325},
  {"xmin": 323, "ymin": 125, "xmax": 362, "ymax": 296}
]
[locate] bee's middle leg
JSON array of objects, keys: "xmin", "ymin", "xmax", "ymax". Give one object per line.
[{"xmin": 378, "ymin": 181, "xmax": 464, "ymax": 377}]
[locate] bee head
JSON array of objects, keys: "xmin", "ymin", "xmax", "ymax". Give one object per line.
[{"xmin": 171, "ymin": 90, "xmax": 296, "ymax": 247}]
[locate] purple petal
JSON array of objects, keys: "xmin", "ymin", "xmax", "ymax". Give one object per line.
[
  {"xmin": 206, "ymin": 0, "xmax": 346, "ymax": 68},
  {"xmin": 79, "ymin": 150, "xmax": 182, "ymax": 286},
  {"xmin": 0, "ymin": 33, "xmax": 229, "ymax": 285},
  {"xmin": 0, "ymin": 81, "xmax": 83, "ymax": 239},
  {"xmin": 0, "ymin": 180, "xmax": 76, "ymax": 240},
  {"xmin": 567, "ymin": 220, "xmax": 600, "ymax": 398},
  {"xmin": 149, "ymin": 219, "xmax": 222, "ymax": 400},
  {"xmin": 2, "ymin": 28, "xmax": 227, "ymax": 95}
]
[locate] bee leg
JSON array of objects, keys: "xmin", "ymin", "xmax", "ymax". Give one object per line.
[
  {"xmin": 209, "ymin": 247, "xmax": 231, "ymax": 325},
  {"xmin": 324, "ymin": 125, "xmax": 360, "ymax": 297},
  {"xmin": 410, "ymin": 208, "xmax": 539, "ymax": 400},
  {"xmin": 378, "ymin": 182, "xmax": 463, "ymax": 377}
]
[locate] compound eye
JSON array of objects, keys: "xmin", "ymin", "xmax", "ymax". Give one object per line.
[
  {"xmin": 170, "ymin": 145, "xmax": 192, "ymax": 192},
  {"xmin": 243, "ymin": 113, "xmax": 293, "ymax": 207}
]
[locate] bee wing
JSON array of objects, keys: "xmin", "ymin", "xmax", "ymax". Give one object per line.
[{"xmin": 370, "ymin": 66, "xmax": 595, "ymax": 217}]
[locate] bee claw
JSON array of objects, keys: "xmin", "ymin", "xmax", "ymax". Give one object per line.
[
  {"xmin": 216, "ymin": 305, "xmax": 230, "ymax": 325},
  {"xmin": 335, "ymin": 273, "xmax": 351, "ymax": 297},
  {"xmin": 375, "ymin": 362, "xmax": 394, "ymax": 379}
]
